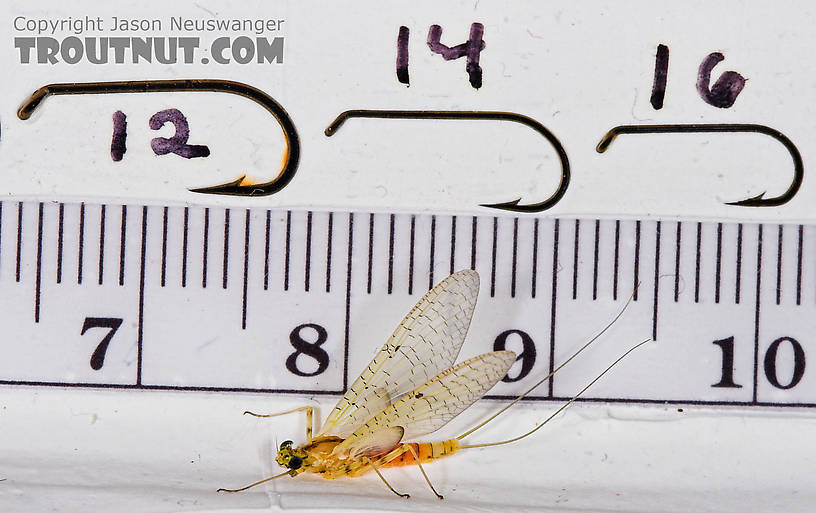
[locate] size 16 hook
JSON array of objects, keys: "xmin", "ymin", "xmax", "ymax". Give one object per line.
[
  {"xmin": 325, "ymin": 110, "xmax": 570, "ymax": 213},
  {"xmin": 17, "ymin": 79, "xmax": 300, "ymax": 197},
  {"xmin": 596, "ymin": 124, "xmax": 803, "ymax": 207}
]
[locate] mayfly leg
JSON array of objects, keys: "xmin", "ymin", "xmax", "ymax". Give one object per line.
[
  {"xmin": 402, "ymin": 444, "xmax": 444, "ymax": 499},
  {"xmin": 361, "ymin": 457, "xmax": 410, "ymax": 499},
  {"xmin": 369, "ymin": 444, "xmax": 444, "ymax": 499},
  {"xmin": 244, "ymin": 406, "xmax": 314, "ymax": 440},
  {"xmin": 217, "ymin": 470, "xmax": 290, "ymax": 493}
]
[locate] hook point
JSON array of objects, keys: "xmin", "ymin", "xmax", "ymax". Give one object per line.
[
  {"xmin": 724, "ymin": 191, "xmax": 768, "ymax": 207},
  {"xmin": 189, "ymin": 175, "xmax": 247, "ymax": 195},
  {"xmin": 480, "ymin": 199, "xmax": 522, "ymax": 211}
]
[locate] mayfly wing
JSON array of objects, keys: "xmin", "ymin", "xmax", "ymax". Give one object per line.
[
  {"xmin": 345, "ymin": 426, "xmax": 405, "ymax": 459},
  {"xmin": 318, "ymin": 270, "xmax": 481, "ymax": 439},
  {"xmin": 336, "ymin": 350, "xmax": 517, "ymax": 455}
]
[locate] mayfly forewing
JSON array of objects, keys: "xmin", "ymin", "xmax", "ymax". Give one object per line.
[
  {"xmin": 318, "ymin": 270, "xmax": 481, "ymax": 438},
  {"xmin": 337, "ymin": 350, "xmax": 517, "ymax": 452}
]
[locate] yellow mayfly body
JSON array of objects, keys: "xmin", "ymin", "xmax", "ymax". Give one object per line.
[{"xmin": 218, "ymin": 269, "xmax": 647, "ymax": 499}]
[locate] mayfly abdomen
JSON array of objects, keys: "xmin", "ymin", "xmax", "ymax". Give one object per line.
[{"xmin": 382, "ymin": 440, "xmax": 460, "ymax": 468}]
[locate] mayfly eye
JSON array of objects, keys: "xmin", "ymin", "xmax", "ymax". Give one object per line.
[
  {"xmin": 281, "ymin": 440, "xmax": 293, "ymax": 448},
  {"xmin": 288, "ymin": 456, "xmax": 303, "ymax": 470}
]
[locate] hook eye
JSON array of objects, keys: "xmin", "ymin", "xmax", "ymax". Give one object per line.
[
  {"xmin": 17, "ymin": 79, "xmax": 300, "ymax": 197},
  {"xmin": 325, "ymin": 109, "xmax": 570, "ymax": 213},
  {"xmin": 596, "ymin": 124, "xmax": 803, "ymax": 207}
]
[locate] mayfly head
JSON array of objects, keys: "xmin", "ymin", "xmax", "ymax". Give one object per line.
[{"xmin": 276, "ymin": 440, "xmax": 308, "ymax": 474}]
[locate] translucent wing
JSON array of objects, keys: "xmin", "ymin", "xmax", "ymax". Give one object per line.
[
  {"xmin": 336, "ymin": 350, "xmax": 517, "ymax": 452},
  {"xmin": 345, "ymin": 426, "xmax": 405, "ymax": 459},
  {"xmin": 318, "ymin": 270, "xmax": 480, "ymax": 438}
]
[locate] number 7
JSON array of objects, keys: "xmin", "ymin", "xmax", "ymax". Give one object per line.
[{"xmin": 81, "ymin": 317, "xmax": 123, "ymax": 370}]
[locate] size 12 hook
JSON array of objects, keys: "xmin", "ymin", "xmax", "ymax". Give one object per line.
[
  {"xmin": 596, "ymin": 124, "xmax": 803, "ymax": 207},
  {"xmin": 325, "ymin": 110, "xmax": 570, "ymax": 213},
  {"xmin": 17, "ymin": 79, "xmax": 300, "ymax": 197}
]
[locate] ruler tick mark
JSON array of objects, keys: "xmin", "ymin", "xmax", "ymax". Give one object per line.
[
  {"xmin": 263, "ymin": 210, "xmax": 270, "ymax": 291},
  {"xmin": 16, "ymin": 202, "xmax": 23, "ymax": 282},
  {"xmin": 161, "ymin": 206, "xmax": 168, "ymax": 287},
  {"xmin": 490, "ymin": 217, "xmax": 497, "ymax": 298},
  {"xmin": 242, "ymin": 209, "xmax": 250, "ymax": 330},
  {"xmin": 796, "ymin": 224, "xmax": 803, "ymax": 306},
  {"xmin": 429, "ymin": 215, "xmax": 436, "ymax": 291},
  {"xmin": 408, "ymin": 215, "xmax": 416, "ymax": 295},
  {"xmin": 531, "ymin": 218, "xmax": 539, "ymax": 298},
  {"xmin": 284, "ymin": 210, "xmax": 291, "ymax": 291},
  {"xmin": 511, "ymin": 217, "xmax": 518, "ymax": 298},
  {"xmin": 98, "ymin": 204, "xmax": 106, "ymax": 285},
  {"xmin": 343, "ymin": 213, "xmax": 354, "ymax": 391},
  {"xmin": 470, "ymin": 216, "xmax": 477, "ymax": 271},
  {"xmin": 592, "ymin": 219, "xmax": 600, "ymax": 301},
  {"xmin": 56, "ymin": 203, "xmax": 64, "ymax": 284},
  {"xmin": 119, "ymin": 205, "xmax": 127, "ymax": 286},
  {"xmin": 715, "ymin": 223, "xmax": 723, "ymax": 303},
  {"xmin": 633, "ymin": 220, "xmax": 641, "ymax": 300},
  {"xmin": 326, "ymin": 212, "xmax": 334, "ymax": 293},
  {"xmin": 202, "ymin": 208, "xmax": 210, "ymax": 288},
  {"xmin": 752, "ymin": 224, "xmax": 763, "ymax": 403},
  {"xmin": 367, "ymin": 213, "xmax": 374, "ymax": 294},
  {"xmin": 572, "ymin": 219, "xmax": 580, "ymax": 300},
  {"xmin": 305, "ymin": 211, "xmax": 313, "ymax": 292},
  {"xmin": 77, "ymin": 203, "xmax": 85, "ymax": 284},
  {"xmin": 549, "ymin": 218, "xmax": 560, "ymax": 397},
  {"xmin": 736, "ymin": 224, "xmax": 743, "ymax": 304},
  {"xmin": 137, "ymin": 206, "xmax": 148, "ymax": 387},
  {"xmin": 694, "ymin": 222, "xmax": 702, "ymax": 303},
  {"xmin": 34, "ymin": 202, "xmax": 43, "ymax": 323},
  {"xmin": 387, "ymin": 214, "xmax": 395, "ymax": 294},
  {"xmin": 652, "ymin": 221, "xmax": 661, "ymax": 341},
  {"xmin": 776, "ymin": 224, "xmax": 783, "ymax": 305},
  {"xmin": 613, "ymin": 220, "xmax": 620, "ymax": 300},
  {"xmin": 222, "ymin": 209, "xmax": 230, "ymax": 290},
  {"xmin": 674, "ymin": 222, "xmax": 681, "ymax": 302},
  {"xmin": 450, "ymin": 216, "xmax": 457, "ymax": 275},
  {"xmin": 181, "ymin": 207, "xmax": 189, "ymax": 288}
]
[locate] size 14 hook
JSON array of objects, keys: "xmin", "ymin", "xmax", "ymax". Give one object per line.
[
  {"xmin": 325, "ymin": 109, "xmax": 570, "ymax": 213},
  {"xmin": 17, "ymin": 79, "xmax": 300, "ymax": 197},
  {"xmin": 596, "ymin": 124, "xmax": 803, "ymax": 207}
]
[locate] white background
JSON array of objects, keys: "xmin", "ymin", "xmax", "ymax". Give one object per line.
[{"xmin": 2, "ymin": 1, "xmax": 816, "ymax": 512}]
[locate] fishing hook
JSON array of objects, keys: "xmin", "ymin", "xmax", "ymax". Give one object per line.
[
  {"xmin": 325, "ymin": 110, "xmax": 570, "ymax": 213},
  {"xmin": 17, "ymin": 79, "xmax": 300, "ymax": 197},
  {"xmin": 596, "ymin": 124, "xmax": 803, "ymax": 207}
]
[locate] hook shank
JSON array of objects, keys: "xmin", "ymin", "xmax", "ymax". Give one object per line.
[
  {"xmin": 18, "ymin": 79, "xmax": 300, "ymax": 197},
  {"xmin": 597, "ymin": 124, "xmax": 803, "ymax": 207}
]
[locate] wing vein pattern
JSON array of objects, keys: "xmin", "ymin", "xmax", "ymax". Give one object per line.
[
  {"xmin": 340, "ymin": 350, "xmax": 517, "ymax": 449},
  {"xmin": 318, "ymin": 270, "xmax": 480, "ymax": 438}
]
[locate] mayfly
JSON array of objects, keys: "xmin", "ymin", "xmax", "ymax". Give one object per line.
[{"xmin": 218, "ymin": 269, "xmax": 647, "ymax": 498}]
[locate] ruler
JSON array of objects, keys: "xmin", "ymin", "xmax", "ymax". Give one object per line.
[{"xmin": 1, "ymin": 199, "xmax": 814, "ymax": 407}]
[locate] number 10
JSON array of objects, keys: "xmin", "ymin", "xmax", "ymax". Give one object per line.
[{"xmin": 713, "ymin": 336, "xmax": 806, "ymax": 390}]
